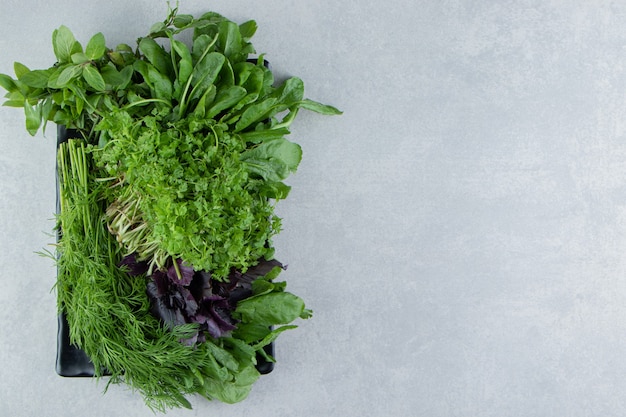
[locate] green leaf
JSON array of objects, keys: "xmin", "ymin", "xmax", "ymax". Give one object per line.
[
  {"xmin": 0, "ymin": 74, "xmax": 17, "ymax": 92},
  {"xmin": 23, "ymin": 100, "xmax": 41, "ymax": 135},
  {"xmin": 191, "ymin": 34, "xmax": 214, "ymax": 64},
  {"xmin": 250, "ymin": 325, "xmax": 298, "ymax": 350},
  {"xmin": 258, "ymin": 181, "xmax": 292, "ymax": 200},
  {"xmin": 233, "ymin": 63, "xmax": 264, "ymax": 99},
  {"xmin": 206, "ymin": 85, "xmax": 246, "ymax": 118},
  {"xmin": 2, "ymin": 99, "xmax": 24, "ymax": 108},
  {"xmin": 13, "ymin": 62, "xmax": 30, "ymax": 79},
  {"xmin": 85, "ymin": 32, "xmax": 106, "ymax": 60},
  {"xmin": 298, "ymin": 98, "xmax": 343, "ymax": 115},
  {"xmin": 275, "ymin": 77, "xmax": 305, "ymax": 107},
  {"xmin": 71, "ymin": 52, "xmax": 89, "ymax": 64},
  {"xmin": 191, "ymin": 83, "xmax": 216, "ymax": 117},
  {"xmin": 107, "ymin": 51, "xmax": 125, "ymax": 66},
  {"xmin": 188, "ymin": 52, "xmax": 225, "ymax": 103},
  {"xmin": 18, "ymin": 70, "xmax": 51, "ymax": 89},
  {"xmin": 47, "ymin": 67, "xmax": 63, "ymax": 88},
  {"xmin": 239, "ymin": 127, "xmax": 290, "ymax": 143},
  {"xmin": 236, "ymin": 292, "xmax": 306, "ymax": 325},
  {"xmin": 233, "ymin": 322, "xmax": 272, "ymax": 344},
  {"xmin": 240, "ymin": 137, "xmax": 302, "ymax": 182},
  {"xmin": 173, "ymin": 13, "xmax": 194, "ymax": 28},
  {"xmin": 147, "ymin": 66, "xmax": 172, "ymax": 100},
  {"xmin": 171, "ymin": 39, "xmax": 193, "ymax": 85},
  {"xmin": 192, "ymin": 52, "xmax": 225, "ymax": 87},
  {"xmin": 234, "ymin": 97, "xmax": 277, "ymax": 132},
  {"xmin": 115, "ymin": 43, "xmax": 133, "ymax": 53},
  {"xmin": 101, "ymin": 65, "xmax": 132, "ymax": 89},
  {"xmin": 56, "ymin": 65, "xmax": 82, "ymax": 86},
  {"xmin": 52, "ymin": 25, "xmax": 79, "ymax": 63},
  {"xmin": 239, "ymin": 20, "xmax": 258, "ymax": 41},
  {"xmin": 149, "ymin": 21, "xmax": 167, "ymax": 36},
  {"xmin": 40, "ymin": 96, "xmax": 55, "ymax": 132},
  {"xmin": 218, "ymin": 20, "xmax": 242, "ymax": 59},
  {"xmin": 202, "ymin": 364, "xmax": 259, "ymax": 404},
  {"xmin": 82, "ymin": 65, "xmax": 106, "ymax": 91},
  {"xmin": 138, "ymin": 37, "xmax": 172, "ymax": 76}
]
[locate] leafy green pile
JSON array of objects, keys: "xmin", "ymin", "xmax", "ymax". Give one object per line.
[{"xmin": 1, "ymin": 4, "xmax": 339, "ymax": 412}]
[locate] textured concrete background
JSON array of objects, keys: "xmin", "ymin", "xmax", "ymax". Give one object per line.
[{"xmin": 2, "ymin": 0, "xmax": 626, "ymax": 416}]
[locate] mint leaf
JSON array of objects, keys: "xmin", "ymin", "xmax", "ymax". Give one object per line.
[
  {"xmin": 56, "ymin": 65, "xmax": 82, "ymax": 86},
  {"xmin": 23, "ymin": 100, "xmax": 41, "ymax": 135},
  {"xmin": 85, "ymin": 32, "xmax": 106, "ymax": 60},
  {"xmin": 19, "ymin": 69, "xmax": 51, "ymax": 89},
  {"xmin": 82, "ymin": 65, "xmax": 106, "ymax": 91},
  {"xmin": 53, "ymin": 25, "xmax": 80, "ymax": 63},
  {"xmin": 0, "ymin": 74, "xmax": 17, "ymax": 93},
  {"xmin": 71, "ymin": 52, "xmax": 89, "ymax": 64},
  {"xmin": 13, "ymin": 62, "xmax": 30, "ymax": 79}
]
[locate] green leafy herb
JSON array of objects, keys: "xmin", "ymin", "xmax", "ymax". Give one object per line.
[{"xmin": 2, "ymin": 2, "xmax": 340, "ymax": 411}]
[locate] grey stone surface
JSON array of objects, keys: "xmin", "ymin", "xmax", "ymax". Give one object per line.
[{"xmin": 2, "ymin": 0, "xmax": 626, "ymax": 416}]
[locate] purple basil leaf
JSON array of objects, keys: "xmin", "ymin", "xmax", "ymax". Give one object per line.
[
  {"xmin": 180, "ymin": 286, "xmax": 199, "ymax": 317},
  {"xmin": 189, "ymin": 270, "xmax": 213, "ymax": 302},
  {"xmin": 119, "ymin": 253, "xmax": 149, "ymax": 276},
  {"xmin": 228, "ymin": 287, "xmax": 253, "ymax": 304},
  {"xmin": 147, "ymin": 292, "xmax": 186, "ymax": 329},
  {"xmin": 167, "ymin": 258, "xmax": 195, "ymax": 286},
  {"xmin": 240, "ymin": 259, "xmax": 284, "ymax": 284},
  {"xmin": 150, "ymin": 270, "xmax": 170, "ymax": 298},
  {"xmin": 193, "ymin": 296, "xmax": 237, "ymax": 338},
  {"xmin": 191, "ymin": 312, "xmax": 209, "ymax": 325},
  {"xmin": 210, "ymin": 303, "xmax": 237, "ymax": 331},
  {"xmin": 205, "ymin": 317, "xmax": 224, "ymax": 339}
]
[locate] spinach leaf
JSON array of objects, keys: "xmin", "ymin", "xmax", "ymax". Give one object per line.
[
  {"xmin": 240, "ymin": 137, "xmax": 302, "ymax": 182},
  {"xmin": 236, "ymin": 292, "xmax": 306, "ymax": 325}
]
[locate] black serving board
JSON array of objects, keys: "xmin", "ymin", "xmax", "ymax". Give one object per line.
[{"xmin": 55, "ymin": 125, "xmax": 274, "ymax": 377}]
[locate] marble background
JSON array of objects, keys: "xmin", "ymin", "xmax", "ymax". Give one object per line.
[{"xmin": 2, "ymin": 0, "xmax": 626, "ymax": 416}]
